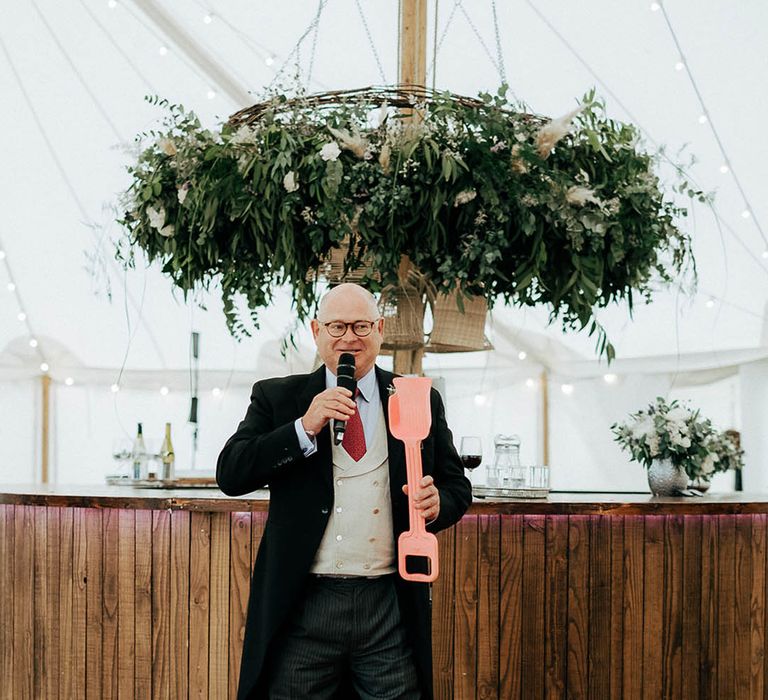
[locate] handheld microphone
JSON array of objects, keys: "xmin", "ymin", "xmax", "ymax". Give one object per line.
[{"xmin": 334, "ymin": 353, "xmax": 356, "ymax": 445}]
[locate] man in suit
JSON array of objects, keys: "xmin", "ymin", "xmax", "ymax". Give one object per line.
[{"xmin": 217, "ymin": 283, "xmax": 472, "ymax": 699}]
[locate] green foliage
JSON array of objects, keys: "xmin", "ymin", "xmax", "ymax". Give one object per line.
[{"xmin": 117, "ymin": 87, "xmax": 697, "ymax": 358}]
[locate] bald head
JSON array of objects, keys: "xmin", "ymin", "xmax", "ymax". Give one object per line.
[
  {"xmin": 317, "ymin": 283, "xmax": 379, "ymax": 321},
  {"xmin": 312, "ymin": 283, "xmax": 384, "ymax": 378}
]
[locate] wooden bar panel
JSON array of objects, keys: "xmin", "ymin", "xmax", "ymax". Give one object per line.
[
  {"xmin": 752, "ymin": 514, "xmax": 766, "ymax": 699},
  {"xmin": 118, "ymin": 509, "xmax": 136, "ymax": 699},
  {"xmin": 545, "ymin": 515, "xmax": 568, "ymax": 699},
  {"xmin": 642, "ymin": 516, "xmax": 663, "ymax": 700},
  {"xmin": 717, "ymin": 515, "xmax": 736, "ymax": 699},
  {"xmin": 152, "ymin": 510, "xmax": 171, "ymax": 699},
  {"xmin": 0, "ymin": 506, "xmax": 14, "ymax": 700},
  {"xmin": 229, "ymin": 512, "xmax": 252, "ymax": 700},
  {"xmin": 59, "ymin": 508, "xmax": 75, "ymax": 699},
  {"xmin": 432, "ymin": 526, "xmax": 456, "ymax": 699},
  {"xmin": 588, "ymin": 515, "xmax": 611, "ymax": 700},
  {"xmin": 135, "ymin": 510, "xmax": 153, "ymax": 699},
  {"xmin": 567, "ymin": 515, "xmax": 589, "ymax": 699},
  {"xmin": 170, "ymin": 510, "xmax": 191, "ymax": 700},
  {"xmin": 734, "ymin": 515, "xmax": 752, "ymax": 699},
  {"xmin": 622, "ymin": 516, "xmax": 644, "ymax": 700},
  {"xmin": 499, "ymin": 515, "xmax": 523, "ymax": 700},
  {"xmin": 189, "ymin": 511, "xmax": 211, "ymax": 698},
  {"xmin": 33, "ymin": 507, "xmax": 47, "ymax": 700},
  {"xmin": 662, "ymin": 515, "xmax": 683, "ymax": 699},
  {"xmin": 86, "ymin": 509, "xmax": 104, "ymax": 700},
  {"xmin": 681, "ymin": 515, "xmax": 702, "ymax": 700},
  {"xmin": 477, "ymin": 515, "xmax": 500, "ymax": 700},
  {"xmin": 102, "ymin": 508, "xmax": 120, "ymax": 700},
  {"xmin": 454, "ymin": 514, "xmax": 478, "ymax": 699},
  {"xmin": 13, "ymin": 506, "xmax": 33, "ymax": 700},
  {"xmin": 522, "ymin": 515, "xmax": 545, "ymax": 698},
  {"xmin": 209, "ymin": 511, "xmax": 231, "ymax": 698},
  {"xmin": 700, "ymin": 514, "xmax": 718, "ymax": 697},
  {"xmin": 72, "ymin": 508, "xmax": 88, "ymax": 700},
  {"xmin": 609, "ymin": 517, "xmax": 624, "ymax": 700},
  {"xmin": 45, "ymin": 508, "xmax": 61, "ymax": 700}
]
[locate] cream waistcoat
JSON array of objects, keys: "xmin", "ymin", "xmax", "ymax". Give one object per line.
[{"xmin": 310, "ymin": 407, "xmax": 396, "ymax": 576}]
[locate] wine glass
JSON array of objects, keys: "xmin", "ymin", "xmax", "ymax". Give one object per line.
[
  {"xmin": 459, "ymin": 436, "xmax": 483, "ymax": 479},
  {"xmin": 111, "ymin": 438, "xmax": 133, "ymax": 479}
]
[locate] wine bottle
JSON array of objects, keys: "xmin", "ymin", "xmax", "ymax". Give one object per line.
[
  {"xmin": 160, "ymin": 422, "xmax": 175, "ymax": 481},
  {"xmin": 131, "ymin": 422, "xmax": 147, "ymax": 480}
]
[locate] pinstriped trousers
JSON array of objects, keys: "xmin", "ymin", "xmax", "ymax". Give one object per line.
[{"xmin": 265, "ymin": 574, "xmax": 422, "ymax": 699}]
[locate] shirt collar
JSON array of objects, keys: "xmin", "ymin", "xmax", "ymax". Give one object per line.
[{"xmin": 325, "ymin": 364, "xmax": 377, "ymax": 403}]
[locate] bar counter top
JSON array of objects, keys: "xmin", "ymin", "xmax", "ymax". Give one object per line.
[{"xmin": 1, "ymin": 483, "xmax": 766, "ymax": 515}]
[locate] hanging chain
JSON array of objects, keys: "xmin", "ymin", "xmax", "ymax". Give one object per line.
[
  {"xmin": 457, "ymin": 2, "xmax": 502, "ymax": 79},
  {"xmin": 269, "ymin": 0, "xmax": 328, "ymax": 89},
  {"xmin": 354, "ymin": 0, "xmax": 388, "ymax": 83},
  {"xmin": 307, "ymin": 1, "xmax": 324, "ymax": 84},
  {"xmin": 490, "ymin": 0, "xmax": 507, "ymax": 85},
  {"xmin": 426, "ymin": 0, "xmax": 460, "ymax": 82}
]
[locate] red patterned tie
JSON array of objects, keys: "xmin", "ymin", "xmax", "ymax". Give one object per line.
[{"xmin": 342, "ymin": 389, "xmax": 367, "ymax": 461}]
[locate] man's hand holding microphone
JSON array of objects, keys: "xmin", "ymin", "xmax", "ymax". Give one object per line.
[{"xmin": 300, "ymin": 353, "xmax": 357, "ymax": 441}]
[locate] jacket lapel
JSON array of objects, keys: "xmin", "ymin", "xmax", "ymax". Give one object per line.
[{"xmin": 376, "ymin": 367, "xmax": 406, "ymax": 484}]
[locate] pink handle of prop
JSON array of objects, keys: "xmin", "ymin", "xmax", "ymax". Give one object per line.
[{"xmin": 405, "ymin": 440, "xmax": 426, "ymax": 533}]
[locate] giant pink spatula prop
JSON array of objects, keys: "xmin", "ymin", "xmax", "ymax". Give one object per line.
[{"xmin": 389, "ymin": 377, "xmax": 439, "ymax": 583}]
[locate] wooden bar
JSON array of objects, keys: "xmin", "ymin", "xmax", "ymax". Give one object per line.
[
  {"xmin": 681, "ymin": 515, "xmax": 702, "ymax": 700},
  {"xmin": 454, "ymin": 514, "xmax": 478, "ymax": 698},
  {"xmin": 566, "ymin": 515, "xmax": 588, "ymax": 698},
  {"xmin": 229, "ymin": 512, "xmax": 251, "ymax": 700},
  {"xmin": 102, "ymin": 508, "xmax": 119, "ymax": 700},
  {"xmin": 169, "ymin": 510, "xmax": 191, "ymax": 700},
  {"xmin": 544, "ymin": 515, "xmax": 568, "ymax": 699},
  {"xmin": 2, "ymin": 489, "xmax": 768, "ymax": 699}
]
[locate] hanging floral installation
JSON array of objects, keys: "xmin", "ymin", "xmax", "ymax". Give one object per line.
[{"xmin": 117, "ymin": 86, "xmax": 703, "ymax": 359}]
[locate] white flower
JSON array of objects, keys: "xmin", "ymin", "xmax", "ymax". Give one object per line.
[
  {"xmin": 670, "ymin": 433, "xmax": 691, "ymax": 449},
  {"xmin": 631, "ymin": 417, "xmax": 654, "ymax": 440},
  {"xmin": 646, "ymin": 433, "xmax": 660, "ymax": 457},
  {"xmin": 283, "ymin": 171, "xmax": 298, "ymax": 193},
  {"xmin": 535, "ymin": 105, "xmax": 584, "ymax": 158},
  {"xmin": 700, "ymin": 453, "xmax": 717, "ymax": 475},
  {"xmin": 147, "ymin": 205, "xmax": 166, "ymax": 230},
  {"xmin": 319, "ymin": 142, "xmax": 341, "ymax": 162},
  {"xmin": 230, "ymin": 125, "xmax": 256, "ymax": 145},
  {"xmin": 453, "ymin": 189, "xmax": 477, "ymax": 207},
  {"xmin": 159, "ymin": 224, "xmax": 175, "ymax": 237},
  {"xmin": 157, "ymin": 138, "xmax": 177, "ymax": 156},
  {"xmin": 177, "ymin": 182, "xmax": 190, "ymax": 204},
  {"xmin": 566, "ymin": 186, "xmax": 600, "ymax": 206},
  {"xmin": 328, "ymin": 126, "xmax": 369, "ymax": 159},
  {"xmin": 666, "ymin": 407, "xmax": 691, "ymax": 423},
  {"xmin": 301, "ymin": 206, "xmax": 315, "ymax": 224}
]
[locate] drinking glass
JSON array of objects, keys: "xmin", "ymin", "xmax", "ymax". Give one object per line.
[{"xmin": 459, "ymin": 436, "xmax": 483, "ymax": 477}]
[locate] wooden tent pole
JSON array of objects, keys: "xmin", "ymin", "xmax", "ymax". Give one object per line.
[
  {"xmin": 41, "ymin": 374, "xmax": 51, "ymax": 483},
  {"xmin": 540, "ymin": 370, "xmax": 550, "ymax": 466},
  {"xmin": 393, "ymin": 0, "xmax": 428, "ymax": 376}
]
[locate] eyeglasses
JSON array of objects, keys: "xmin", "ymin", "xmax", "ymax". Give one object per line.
[{"xmin": 320, "ymin": 320, "xmax": 380, "ymax": 338}]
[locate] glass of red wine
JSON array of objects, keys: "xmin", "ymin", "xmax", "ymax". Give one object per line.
[{"xmin": 459, "ymin": 436, "xmax": 482, "ymax": 479}]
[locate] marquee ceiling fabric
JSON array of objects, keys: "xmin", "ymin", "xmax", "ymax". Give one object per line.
[{"xmin": 1, "ymin": 0, "xmax": 766, "ymax": 380}]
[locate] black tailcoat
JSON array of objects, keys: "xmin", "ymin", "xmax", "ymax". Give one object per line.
[{"xmin": 216, "ymin": 365, "xmax": 472, "ymax": 699}]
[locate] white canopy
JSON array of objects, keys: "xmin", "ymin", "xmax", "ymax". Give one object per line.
[{"xmin": 1, "ymin": 1, "xmax": 766, "ymax": 490}]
